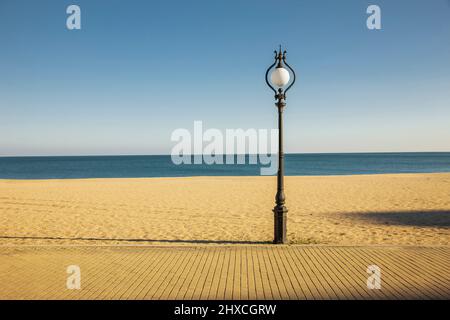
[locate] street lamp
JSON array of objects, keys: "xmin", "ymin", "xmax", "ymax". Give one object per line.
[{"xmin": 265, "ymin": 46, "xmax": 296, "ymax": 244}]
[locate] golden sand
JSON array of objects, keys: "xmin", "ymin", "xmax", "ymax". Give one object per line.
[{"xmin": 0, "ymin": 173, "xmax": 449, "ymax": 246}]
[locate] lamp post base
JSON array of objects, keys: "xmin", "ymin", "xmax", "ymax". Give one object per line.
[{"xmin": 273, "ymin": 205, "xmax": 288, "ymax": 244}]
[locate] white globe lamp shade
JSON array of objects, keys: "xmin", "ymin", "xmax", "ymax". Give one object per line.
[{"xmin": 270, "ymin": 67, "xmax": 290, "ymax": 87}]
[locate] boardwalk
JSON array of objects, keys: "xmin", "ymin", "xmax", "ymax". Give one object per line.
[{"xmin": 0, "ymin": 245, "xmax": 448, "ymax": 300}]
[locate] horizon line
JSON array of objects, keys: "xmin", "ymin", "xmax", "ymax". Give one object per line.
[{"xmin": 1, "ymin": 151, "xmax": 450, "ymax": 158}]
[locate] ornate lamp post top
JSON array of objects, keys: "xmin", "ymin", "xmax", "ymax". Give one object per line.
[{"xmin": 265, "ymin": 46, "xmax": 296, "ymax": 101}]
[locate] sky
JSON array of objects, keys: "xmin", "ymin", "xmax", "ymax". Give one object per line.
[{"xmin": 1, "ymin": 0, "xmax": 449, "ymax": 156}]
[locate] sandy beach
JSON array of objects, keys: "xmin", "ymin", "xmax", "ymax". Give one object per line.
[{"xmin": 0, "ymin": 173, "xmax": 449, "ymax": 246}]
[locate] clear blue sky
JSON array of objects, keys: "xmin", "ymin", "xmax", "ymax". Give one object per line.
[{"xmin": 1, "ymin": 0, "xmax": 449, "ymax": 156}]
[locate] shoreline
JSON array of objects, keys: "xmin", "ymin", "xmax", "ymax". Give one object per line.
[{"xmin": 1, "ymin": 171, "xmax": 449, "ymax": 181}]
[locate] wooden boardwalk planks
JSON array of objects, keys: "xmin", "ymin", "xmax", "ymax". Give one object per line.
[{"xmin": 0, "ymin": 245, "xmax": 448, "ymax": 300}]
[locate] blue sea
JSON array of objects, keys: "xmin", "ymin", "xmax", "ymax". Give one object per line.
[{"xmin": 0, "ymin": 153, "xmax": 449, "ymax": 179}]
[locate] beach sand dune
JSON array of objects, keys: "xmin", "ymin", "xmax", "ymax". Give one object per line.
[{"xmin": 0, "ymin": 173, "xmax": 449, "ymax": 246}]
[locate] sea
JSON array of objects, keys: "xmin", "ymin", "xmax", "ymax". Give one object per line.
[{"xmin": 0, "ymin": 152, "xmax": 449, "ymax": 179}]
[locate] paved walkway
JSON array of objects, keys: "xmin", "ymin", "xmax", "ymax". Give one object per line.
[{"xmin": 0, "ymin": 245, "xmax": 448, "ymax": 299}]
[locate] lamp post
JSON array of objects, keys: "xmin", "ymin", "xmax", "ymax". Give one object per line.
[{"xmin": 265, "ymin": 46, "xmax": 296, "ymax": 244}]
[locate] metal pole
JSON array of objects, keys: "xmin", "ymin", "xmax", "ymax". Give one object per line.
[
  {"xmin": 265, "ymin": 46, "xmax": 295, "ymax": 244},
  {"xmin": 273, "ymin": 93, "xmax": 287, "ymax": 244}
]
